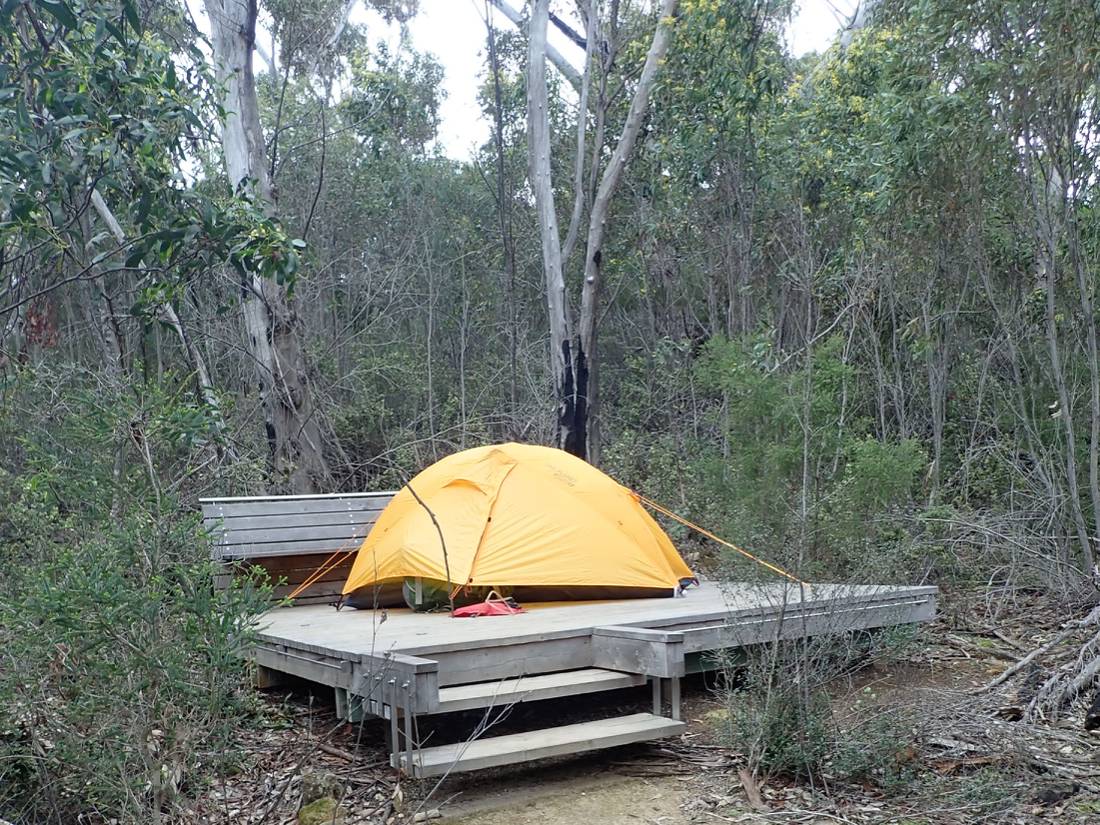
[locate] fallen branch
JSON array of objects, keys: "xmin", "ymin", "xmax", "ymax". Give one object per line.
[
  {"xmin": 738, "ymin": 768, "xmax": 768, "ymax": 812},
  {"xmin": 1026, "ymin": 623, "xmax": 1100, "ymax": 721},
  {"xmin": 975, "ymin": 603, "xmax": 1100, "ymax": 693},
  {"xmin": 316, "ymin": 742, "xmax": 359, "ymax": 763}
]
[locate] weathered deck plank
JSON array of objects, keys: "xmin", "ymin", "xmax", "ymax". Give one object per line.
[
  {"xmin": 256, "ymin": 581, "xmax": 936, "ymax": 664},
  {"xmin": 434, "ymin": 668, "xmax": 646, "ymax": 713},
  {"xmin": 392, "ymin": 713, "xmax": 686, "ymax": 777}
]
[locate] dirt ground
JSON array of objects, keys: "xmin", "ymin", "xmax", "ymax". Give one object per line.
[
  {"xmin": 414, "ymin": 659, "xmax": 981, "ymax": 825},
  {"xmin": 437, "ymin": 765, "xmax": 694, "ymax": 824}
]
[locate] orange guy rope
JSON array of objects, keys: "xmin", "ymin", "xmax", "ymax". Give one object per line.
[
  {"xmin": 285, "ymin": 540, "xmax": 359, "ymax": 601},
  {"xmin": 635, "ymin": 493, "xmax": 808, "ymax": 585}
]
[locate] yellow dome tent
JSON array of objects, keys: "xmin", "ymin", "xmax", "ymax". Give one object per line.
[{"xmin": 341, "ymin": 443, "xmax": 694, "ymax": 608}]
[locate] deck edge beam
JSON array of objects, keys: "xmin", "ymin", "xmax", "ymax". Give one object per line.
[{"xmin": 352, "ymin": 651, "xmax": 441, "ymax": 714}]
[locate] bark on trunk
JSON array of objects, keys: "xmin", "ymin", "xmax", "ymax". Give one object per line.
[
  {"xmin": 575, "ymin": 0, "xmax": 679, "ymax": 463},
  {"xmin": 526, "ymin": 0, "xmax": 578, "ymax": 453},
  {"xmin": 204, "ymin": 0, "xmax": 331, "ymax": 493}
]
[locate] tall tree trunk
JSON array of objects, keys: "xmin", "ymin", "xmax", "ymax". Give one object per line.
[
  {"xmin": 1028, "ymin": 146, "xmax": 1095, "ymax": 573},
  {"xmin": 526, "ymin": 0, "xmax": 576, "ymax": 453},
  {"xmin": 561, "ymin": 0, "xmax": 598, "ymax": 271},
  {"xmin": 576, "ymin": 0, "xmax": 678, "ymax": 463},
  {"xmin": 204, "ymin": 0, "xmax": 331, "ymax": 493},
  {"xmin": 528, "ymin": 0, "xmax": 679, "ymax": 461},
  {"xmin": 485, "ymin": 7, "xmax": 521, "ymax": 429}
]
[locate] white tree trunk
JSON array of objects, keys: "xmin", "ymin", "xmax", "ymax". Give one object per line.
[
  {"xmin": 561, "ymin": 0, "xmax": 598, "ymax": 269},
  {"xmin": 527, "ymin": 0, "xmax": 678, "ymax": 460},
  {"xmin": 527, "ymin": 0, "xmax": 577, "ymax": 451},
  {"xmin": 204, "ymin": 0, "xmax": 331, "ymax": 493},
  {"xmin": 576, "ymin": 0, "xmax": 679, "ymax": 462}
]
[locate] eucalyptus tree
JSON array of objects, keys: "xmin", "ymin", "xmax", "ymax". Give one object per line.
[
  {"xmin": 0, "ymin": 0, "xmax": 302, "ymax": 481},
  {"xmin": 202, "ymin": 0, "xmax": 335, "ymax": 493},
  {"xmin": 526, "ymin": 0, "xmax": 679, "ymax": 462}
]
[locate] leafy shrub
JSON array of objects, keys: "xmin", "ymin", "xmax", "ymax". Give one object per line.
[
  {"xmin": 714, "ymin": 628, "xmax": 922, "ymax": 790},
  {"xmin": 726, "ymin": 681, "xmax": 835, "ymax": 779},
  {"xmin": 0, "ymin": 371, "xmax": 271, "ymax": 823},
  {"xmin": 0, "ymin": 494, "xmax": 270, "ymax": 823}
]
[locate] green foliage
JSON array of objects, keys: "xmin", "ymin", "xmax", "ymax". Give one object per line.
[
  {"xmin": 716, "ymin": 631, "xmax": 921, "ymax": 788},
  {"xmin": 345, "ymin": 44, "xmax": 444, "ymax": 158},
  {"xmin": 604, "ymin": 0, "xmax": 1100, "ymax": 587},
  {"xmin": 726, "ymin": 683, "xmax": 834, "ymax": 780},
  {"xmin": 608, "ymin": 334, "xmax": 926, "ymax": 578},
  {"xmin": 0, "ymin": 511, "xmax": 268, "ymax": 821},
  {"xmin": 0, "ymin": 0, "xmax": 306, "ymax": 308},
  {"xmin": 0, "ymin": 371, "xmax": 270, "ymax": 823},
  {"xmin": 840, "ymin": 438, "xmax": 924, "ymax": 511}
]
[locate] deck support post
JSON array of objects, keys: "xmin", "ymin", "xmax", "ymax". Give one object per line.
[
  {"xmin": 651, "ymin": 677, "xmax": 662, "ymax": 716},
  {"xmin": 670, "ymin": 677, "xmax": 681, "ymax": 721},
  {"xmin": 334, "ymin": 687, "xmax": 348, "ymax": 719},
  {"xmin": 389, "ymin": 704, "xmax": 399, "ymax": 763},
  {"xmin": 346, "ymin": 693, "xmax": 366, "ymax": 723},
  {"xmin": 253, "ymin": 663, "xmax": 286, "ymax": 690},
  {"xmin": 404, "ymin": 706, "xmax": 415, "ymax": 776}
]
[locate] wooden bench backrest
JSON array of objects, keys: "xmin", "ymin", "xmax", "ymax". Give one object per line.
[{"xmin": 201, "ymin": 492, "xmax": 396, "ymax": 603}]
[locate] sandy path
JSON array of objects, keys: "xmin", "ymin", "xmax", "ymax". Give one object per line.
[{"xmin": 436, "ymin": 764, "xmax": 694, "ymax": 824}]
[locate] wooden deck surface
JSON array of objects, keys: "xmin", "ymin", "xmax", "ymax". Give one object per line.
[
  {"xmin": 253, "ymin": 580, "xmax": 936, "ymax": 773},
  {"xmin": 257, "ymin": 580, "xmax": 936, "ymax": 660}
]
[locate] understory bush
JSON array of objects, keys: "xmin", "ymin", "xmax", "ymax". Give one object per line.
[
  {"xmin": 0, "ymin": 507, "xmax": 269, "ymax": 823},
  {"xmin": 714, "ymin": 625, "xmax": 923, "ymax": 788},
  {"xmin": 602, "ymin": 331, "xmax": 1089, "ymax": 595},
  {"xmin": 0, "ymin": 372, "xmax": 271, "ymax": 824}
]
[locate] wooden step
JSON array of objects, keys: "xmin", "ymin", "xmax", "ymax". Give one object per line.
[
  {"xmin": 434, "ymin": 668, "xmax": 646, "ymax": 714},
  {"xmin": 394, "ymin": 712, "xmax": 685, "ymax": 777}
]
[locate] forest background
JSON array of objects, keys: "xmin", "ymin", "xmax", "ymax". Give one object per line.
[{"xmin": 2, "ymin": 0, "xmax": 1099, "ymax": 820}]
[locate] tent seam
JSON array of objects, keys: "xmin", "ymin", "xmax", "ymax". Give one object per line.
[{"xmin": 463, "ymin": 460, "xmax": 520, "ymax": 587}]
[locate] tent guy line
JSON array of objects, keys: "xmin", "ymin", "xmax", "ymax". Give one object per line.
[{"xmin": 634, "ymin": 494, "xmax": 807, "ymax": 586}]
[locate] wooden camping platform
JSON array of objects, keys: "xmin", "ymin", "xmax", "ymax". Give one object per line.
[
  {"xmin": 256, "ymin": 581, "xmax": 935, "ymax": 681},
  {"xmin": 202, "ymin": 491, "xmax": 936, "ymax": 778},
  {"xmin": 252, "ymin": 580, "xmax": 936, "ymax": 777}
]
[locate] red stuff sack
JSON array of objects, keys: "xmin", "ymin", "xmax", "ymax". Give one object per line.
[{"xmin": 452, "ymin": 591, "xmax": 524, "ymax": 617}]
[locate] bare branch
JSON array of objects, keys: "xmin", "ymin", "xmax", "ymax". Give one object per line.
[
  {"xmin": 549, "ymin": 9, "xmax": 586, "ymax": 50},
  {"xmin": 561, "ymin": 0, "xmax": 597, "ymax": 269},
  {"xmin": 489, "ymin": 0, "xmax": 583, "ymax": 91}
]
